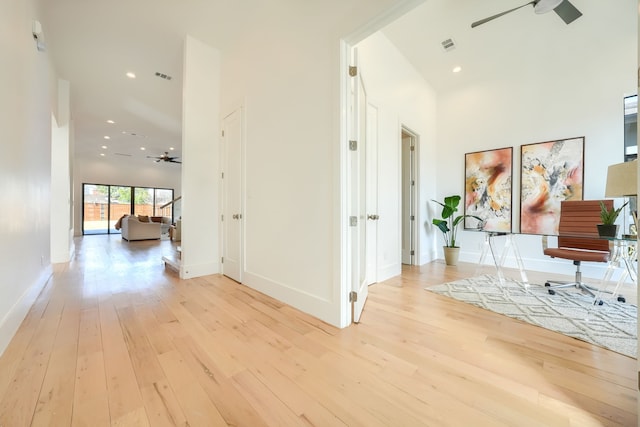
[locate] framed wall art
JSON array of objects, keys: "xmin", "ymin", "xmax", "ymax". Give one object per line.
[
  {"xmin": 520, "ymin": 136, "xmax": 584, "ymax": 235},
  {"xmin": 464, "ymin": 147, "xmax": 513, "ymax": 232}
]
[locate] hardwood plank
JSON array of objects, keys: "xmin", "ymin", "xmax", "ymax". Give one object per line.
[
  {"xmin": 31, "ymin": 298, "xmax": 81, "ymax": 426},
  {"xmin": 72, "ymin": 308, "xmax": 110, "ymax": 427},
  {"xmin": 99, "ymin": 296, "xmax": 149, "ymax": 426},
  {"xmin": 0, "ymin": 235, "xmax": 634, "ymax": 426},
  {"xmin": 157, "ymin": 349, "xmax": 227, "ymax": 426}
]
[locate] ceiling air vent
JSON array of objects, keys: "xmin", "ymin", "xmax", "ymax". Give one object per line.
[
  {"xmin": 441, "ymin": 38, "xmax": 456, "ymax": 52},
  {"xmin": 155, "ymin": 72, "xmax": 172, "ymax": 81},
  {"xmin": 114, "ymin": 153, "xmax": 132, "ymax": 157}
]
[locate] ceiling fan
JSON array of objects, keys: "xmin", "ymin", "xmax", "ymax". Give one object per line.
[
  {"xmin": 471, "ymin": 0, "xmax": 582, "ymax": 28},
  {"xmin": 147, "ymin": 152, "xmax": 181, "ymax": 164}
]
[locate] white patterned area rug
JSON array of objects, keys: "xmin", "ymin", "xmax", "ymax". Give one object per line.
[{"xmin": 426, "ymin": 274, "xmax": 637, "ymax": 358}]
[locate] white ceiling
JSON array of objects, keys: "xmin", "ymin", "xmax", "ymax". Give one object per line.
[{"xmin": 40, "ymin": 0, "xmax": 630, "ymax": 167}]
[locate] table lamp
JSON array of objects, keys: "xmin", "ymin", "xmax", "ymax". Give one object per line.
[{"xmin": 605, "ymin": 159, "xmax": 638, "ymax": 234}]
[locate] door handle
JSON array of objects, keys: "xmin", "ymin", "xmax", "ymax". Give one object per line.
[
  {"xmin": 367, "ymin": 214, "xmax": 379, "ymax": 220},
  {"xmin": 232, "ymin": 214, "xmax": 240, "ymax": 219}
]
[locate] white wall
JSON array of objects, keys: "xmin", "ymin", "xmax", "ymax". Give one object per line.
[
  {"xmin": 180, "ymin": 35, "xmax": 221, "ymax": 279},
  {"xmin": 436, "ymin": 4, "xmax": 637, "ymax": 279},
  {"xmin": 219, "ymin": 0, "xmax": 413, "ymax": 326},
  {"xmin": 0, "ymin": 0, "xmax": 54, "ymax": 354},
  {"xmin": 51, "ymin": 79, "xmax": 73, "ymax": 263},
  {"xmin": 356, "ymin": 32, "xmax": 438, "ymax": 280}
]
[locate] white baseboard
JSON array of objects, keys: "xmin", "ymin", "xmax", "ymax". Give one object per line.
[
  {"xmin": 377, "ymin": 263, "xmax": 400, "ymax": 283},
  {"xmin": 180, "ymin": 261, "xmax": 220, "ymax": 279},
  {"xmin": 0, "ymin": 266, "xmax": 52, "ymax": 356},
  {"xmin": 461, "ymin": 251, "xmax": 627, "ymax": 282},
  {"xmin": 242, "ymin": 271, "xmax": 340, "ymax": 327}
]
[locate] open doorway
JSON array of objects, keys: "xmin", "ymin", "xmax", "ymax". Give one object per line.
[{"xmin": 401, "ymin": 127, "xmax": 418, "ymax": 265}]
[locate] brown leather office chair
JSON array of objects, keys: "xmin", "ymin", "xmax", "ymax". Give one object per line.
[{"xmin": 542, "ymin": 200, "xmax": 612, "ymax": 297}]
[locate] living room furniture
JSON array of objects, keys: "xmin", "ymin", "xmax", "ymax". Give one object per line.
[
  {"xmin": 121, "ymin": 216, "xmax": 162, "ymax": 241},
  {"xmin": 542, "ymin": 200, "xmax": 613, "ymax": 297}
]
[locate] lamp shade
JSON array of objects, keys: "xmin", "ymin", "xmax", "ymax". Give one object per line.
[{"xmin": 605, "ymin": 160, "xmax": 638, "ymax": 197}]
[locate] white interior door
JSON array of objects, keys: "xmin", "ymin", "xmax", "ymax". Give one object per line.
[
  {"xmin": 401, "ymin": 131, "xmax": 416, "ymax": 265},
  {"xmin": 365, "ymin": 103, "xmax": 379, "ymax": 284},
  {"xmin": 350, "ymin": 50, "xmax": 369, "ymax": 324},
  {"xmin": 222, "ymin": 108, "xmax": 243, "ymax": 282}
]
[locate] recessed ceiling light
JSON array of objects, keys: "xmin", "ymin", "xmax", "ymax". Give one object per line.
[
  {"xmin": 126, "ymin": 72, "xmax": 136, "ymax": 79},
  {"xmin": 453, "ymin": 66, "xmax": 462, "ymax": 73},
  {"xmin": 106, "ymin": 119, "xmax": 115, "ymax": 124},
  {"xmin": 103, "ymin": 135, "xmax": 110, "ymax": 140},
  {"xmin": 140, "ymin": 147, "xmax": 146, "ymax": 151},
  {"xmin": 101, "ymin": 145, "xmax": 107, "ymax": 149},
  {"xmin": 169, "ymin": 147, "xmax": 174, "ymax": 151},
  {"xmin": 100, "ymin": 153, "xmax": 105, "ymax": 157}
]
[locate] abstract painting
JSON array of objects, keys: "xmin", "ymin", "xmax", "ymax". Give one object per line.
[
  {"xmin": 464, "ymin": 147, "xmax": 513, "ymax": 232},
  {"xmin": 520, "ymin": 137, "xmax": 584, "ymax": 235}
]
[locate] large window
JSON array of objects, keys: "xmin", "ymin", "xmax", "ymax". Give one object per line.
[
  {"xmin": 82, "ymin": 183, "xmax": 174, "ymax": 235},
  {"xmin": 624, "ymin": 94, "xmax": 637, "ymax": 161}
]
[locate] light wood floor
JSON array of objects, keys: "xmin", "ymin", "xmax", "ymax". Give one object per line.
[{"xmin": 0, "ymin": 235, "xmax": 636, "ymax": 426}]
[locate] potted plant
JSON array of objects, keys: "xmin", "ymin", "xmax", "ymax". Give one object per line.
[
  {"xmin": 431, "ymin": 195, "xmax": 482, "ymax": 265},
  {"xmin": 597, "ymin": 200, "xmax": 628, "ymax": 238}
]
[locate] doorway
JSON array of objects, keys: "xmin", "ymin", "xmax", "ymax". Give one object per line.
[
  {"xmin": 221, "ymin": 107, "xmax": 244, "ymax": 283},
  {"xmin": 401, "ymin": 128, "xmax": 418, "ymax": 265}
]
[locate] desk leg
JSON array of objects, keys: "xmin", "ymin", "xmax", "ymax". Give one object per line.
[
  {"xmin": 506, "ymin": 235, "xmax": 529, "ymax": 289},
  {"xmin": 488, "ymin": 235, "xmax": 506, "ymax": 286},
  {"xmin": 474, "ymin": 233, "xmax": 491, "ymax": 277}
]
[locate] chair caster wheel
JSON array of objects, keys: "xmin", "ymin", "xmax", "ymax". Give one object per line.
[
  {"xmin": 597, "ymin": 300, "xmax": 604, "ymax": 306},
  {"xmin": 544, "ymin": 282, "xmax": 551, "ymax": 287},
  {"xmin": 617, "ymin": 296, "xmax": 626, "ymax": 303},
  {"xmin": 548, "ymin": 289, "xmax": 555, "ymax": 295}
]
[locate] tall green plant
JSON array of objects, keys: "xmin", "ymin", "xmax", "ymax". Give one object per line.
[{"xmin": 431, "ymin": 195, "xmax": 482, "ymax": 248}]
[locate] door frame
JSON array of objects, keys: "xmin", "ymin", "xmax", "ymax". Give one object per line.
[
  {"xmin": 220, "ymin": 104, "xmax": 246, "ymax": 283},
  {"xmin": 338, "ymin": 0, "xmax": 426, "ymax": 327},
  {"xmin": 400, "ymin": 125, "xmax": 419, "ymax": 266}
]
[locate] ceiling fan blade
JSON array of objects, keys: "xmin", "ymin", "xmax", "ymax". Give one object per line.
[
  {"xmin": 170, "ymin": 160, "xmax": 182, "ymax": 164},
  {"xmin": 553, "ymin": 0, "xmax": 582, "ymax": 24},
  {"xmin": 471, "ymin": 1, "xmax": 535, "ymax": 28}
]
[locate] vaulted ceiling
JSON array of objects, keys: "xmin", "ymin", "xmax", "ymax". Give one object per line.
[{"xmin": 40, "ymin": 0, "xmax": 634, "ymax": 168}]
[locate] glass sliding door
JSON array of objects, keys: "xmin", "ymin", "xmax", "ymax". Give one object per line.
[
  {"xmin": 134, "ymin": 187, "xmax": 154, "ymax": 217},
  {"xmin": 109, "ymin": 186, "xmax": 132, "ymax": 234},
  {"xmin": 82, "ymin": 183, "xmax": 174, "ymax": 235},
  {"xmin": 155, "ymin": 188, "xmax": 174, "ymax": 220},
  {"xmin": 83, "ymin": 184, "xmax": 109, "ymax": 235}
]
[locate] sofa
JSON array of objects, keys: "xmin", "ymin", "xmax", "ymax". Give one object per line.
[{"xmin": 120, "ymin": 215, "xmax": 162, "ymax": 241}]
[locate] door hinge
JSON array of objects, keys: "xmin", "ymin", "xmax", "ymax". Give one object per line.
[
  {"xmin": 349, "ymin": 66, "xmax": 357, "ymax": 77},
  {"xmin": 349, "ymin": 140, "xmax": 358, "ymax": 151},
  {"xmin": 410, "ymin": 145, "xmax": 415, "ymax": 151},
  {"xmin": 349, "ymin": 216, "xmax": 358, "ymax": 226},
  {"xmin": 349, "ymin": 291, "xmax": 358, "ymax": 302},
  {"xmin": 221, "ymin": 214, "xmax": 224, "ymax": 221},
  {"xmin": 222, "ymin": 130, "xmax": 225, "ymax": 137},
  {"xmin": 410, "ymin": 250, "xmax": 415, "ymax": 256},
  {"xmin": 411, "ymin": 180, "xmax": 415, "ymax": 186},
  {"xmin": 410, "ymin": 215, "xmax": 415, "ymax": 221},
  {"xmin": 221, "ymin": 172, "xmax": 224, "ymax": 179},
  {"xmin": 221, "ymin": 257, "xmax": 224, "ymax": 264}
]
